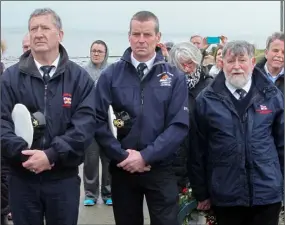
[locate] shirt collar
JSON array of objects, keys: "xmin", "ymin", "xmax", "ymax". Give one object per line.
[
  {"xmin": 34, "ymin": 54, "xmax": 60, "ymax": 77},
  {"xmin": 264, "ymin": 63, "xmax": 284, "ymax": 83},
  {"xmin": 225, "ymin": 77, "xmax": 252, "ymax": 95},
  {"xmin": 131, "ymin": 52, "xmax": 156, "ymax": 70}
]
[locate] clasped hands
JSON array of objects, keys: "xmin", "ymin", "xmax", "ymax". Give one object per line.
[
  {"xmin": 117, "ymin": 149, "xmax": 151, "ymax": 173},
  {"xmin": 21, "ymin": 150, "xmax": 54, "ymax": 174}
]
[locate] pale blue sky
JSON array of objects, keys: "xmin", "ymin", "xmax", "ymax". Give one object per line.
[
  {"xmin": 0, "ymin": 1, "xmax": 282, "ymax": 56},
  {"xmin": 1, "ymin": 1, "xmax": 281, "ymax": 35}
]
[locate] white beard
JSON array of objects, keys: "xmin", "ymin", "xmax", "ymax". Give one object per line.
[{"xmin": 225, "ymin": 72, "xmax": 252, "ymax": 89}]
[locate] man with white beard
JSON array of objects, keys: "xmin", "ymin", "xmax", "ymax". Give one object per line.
[{"xmin": 188, "ymin": 40, "xmax": 284, "ymax": 225}]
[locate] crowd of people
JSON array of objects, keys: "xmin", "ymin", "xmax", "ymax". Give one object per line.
[{"xmin": 0, "ymin": 7, "xmax": 284, "ymax": 225}]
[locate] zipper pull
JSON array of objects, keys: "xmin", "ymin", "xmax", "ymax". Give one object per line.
[{"xmin": 141, "ymin": 90, "xmax": 144, "ymax": 105}]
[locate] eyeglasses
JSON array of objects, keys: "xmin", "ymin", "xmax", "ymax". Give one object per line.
[{"xmin": 91, "ymin": 50, "xmax": 105, "ymax": 55}]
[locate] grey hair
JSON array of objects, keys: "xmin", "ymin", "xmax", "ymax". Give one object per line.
[
  {"xmin": 168, "ymin": 42, "xmax": 202, "ymax": 70},
  {"xmin": 28, "ymin": 8, "xmax": 62, "ymax": 30},
  {"xmin": 129, "ymin": 11, "xmax": 159, "ymax": 34},
  {"xmin": 190, "ymin": 34, "xmax": 203, "ymax": 41},
  {"xmin": 222, "ymin": 40, "xmax": 255, "ymax": 59},
  {"xmin": 266, "ymin": 32, "xmax": 284, "ymax": 50}
]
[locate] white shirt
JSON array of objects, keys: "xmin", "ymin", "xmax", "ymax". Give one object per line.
[
  {"xmin": 34, "ymin": 54, "xmax": 60, "ymax": 77},
  {"xmin": 131, "ymin": 52, "xmax": 156, "ymax": 75},
  {"xmin": 225, "ymin": 78, "xmax": 252, "ymax": 100}
]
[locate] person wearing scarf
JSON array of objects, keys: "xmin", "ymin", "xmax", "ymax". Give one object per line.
[{"xmin": 168, "ymin": 42, "xmax": 213, "ymax": 191}]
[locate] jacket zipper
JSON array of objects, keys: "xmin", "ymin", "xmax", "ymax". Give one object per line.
[
  {"xmin": 136, "ymin": 80, "xmax": 144, "ymax": 150},
  {"xmin": 243, "ymin": 94, "xmax": 259, "ymax": 206},
  {"xmin": 207, "ymin": 94, "xmax": 252, "ymax": 205},
  {"xmin": 41, "ymin": 82, "xmax": 48, "ymax": 150},
  {"xmin": 132, "ymin": 61, "xmax": 166, "ymax": 151},
  {"xmin": 241, "ymin": 115, "xmax": 251, "ymax": 205}
]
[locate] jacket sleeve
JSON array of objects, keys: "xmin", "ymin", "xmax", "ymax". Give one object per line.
[
  {"xmin": 140, "ymin": 72, "xmax": 189, "ymax": 164},
  {"xmin": 188, "ymin": 93, "xmax": 210, "ymax": 201},
  {"xmin": 94, "ymin": 66, "xmax": 129, "ymax": 162},
  {"xmin": 1, "ymin": 69, "xmax": 29, "ymax": 163},
  {"xmin": 44, "ymin": 70, "xmax": 97, "ymax": 166},
  {"xmin": 273, "ymin": 94, "xmax": 284, "ymax": 178}
]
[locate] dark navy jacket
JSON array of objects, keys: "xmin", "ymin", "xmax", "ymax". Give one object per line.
[
  {"xmin": 190, "ymin": 68, "xmax": 284, "ymax": 206},
  {"xmin": 255, "ymin": 57, "xmax": 284, "ymax": 95},
  {"xmin": 1, "ymin": 45, "xmax": 96, "ymax": 179},
  {"xmin": 95, "ymin": 48, "xmax": 189, "ymax": 166}
]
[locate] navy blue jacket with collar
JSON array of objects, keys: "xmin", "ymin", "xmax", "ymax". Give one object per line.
[
  {"xmin": 95, "ymin": 47, "xmax": 189, "ymax": 166},
  {"xmin": 255, "ymin": 57, "xmax": 284, "ymax": 95},
  {"xmin": 190, "ymin": 68, "xmax": 284, "ymax": 206},
  {"xmin": 1, "ymin": 45, "xmax": 96, "ymax": 179}
]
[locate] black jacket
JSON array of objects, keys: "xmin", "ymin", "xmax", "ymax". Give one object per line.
[
  {"xmin": 1, "ymin": 45, "xmax": 96, "ymax": 180},
  {"xmin": 255, "ymin": 57, "xmax": 284, "ymax": 94},
  {"xmin": 172, "ymin": 68, "xmax": 213, "ymax": 189}
]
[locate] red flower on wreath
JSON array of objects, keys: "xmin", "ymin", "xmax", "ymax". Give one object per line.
[{"xmin": 182, "ymin": 188, "xmax": 188, "ymax": 194}]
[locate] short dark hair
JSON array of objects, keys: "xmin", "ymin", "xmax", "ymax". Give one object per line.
[{"xmin": 129, "ymin": 11, "xmax": 159, "ymax": 34}]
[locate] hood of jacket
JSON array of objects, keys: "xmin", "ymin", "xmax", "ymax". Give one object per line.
[{"xmin": 84, "ymin": 41, "xmax": 109, "ymax": 82}]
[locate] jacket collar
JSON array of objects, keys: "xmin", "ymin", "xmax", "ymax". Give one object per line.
[
  {"xmin": 19, "ymin": 44, "xmax": 69, "ymax": 78},
  {"xmin": 207, "ymin": 67, "xmax": 278, "ymax": 100}
]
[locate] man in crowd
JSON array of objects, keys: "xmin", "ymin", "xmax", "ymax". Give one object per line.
[
  {"xmin": 256, "ymin": 32, "xmax": 284, "ymax": 94},
  {"xmin": 189, "ymin": 40, "xmax": 284, "ymax": 225},
  {"xmin": 95, "ymin": 10, "xmax": 189, "ymax": 225},
  {"xmin": 22, "ymin": 33, "xmax": 31, "ymax": 53},
  {"xmin": 190, "ymin": 34, "xmax": 204, "ymax": 49},
  {"xmin": 1, "ymin": 8, "xmax": 96, "ymax": 225}
]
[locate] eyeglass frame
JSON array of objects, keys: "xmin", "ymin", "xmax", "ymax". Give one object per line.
[{"xmin": 90, "ymin": 49, "xmax": 106, "ymax": 55}]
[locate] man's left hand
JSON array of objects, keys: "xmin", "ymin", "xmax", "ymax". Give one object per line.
[
  {"xmin": 22, "ymin": 150, "xmax": 53, "ymax": 174},
  {"xmin": 117, "ymin": 149, "xmax": 148, "ymax": 173}
]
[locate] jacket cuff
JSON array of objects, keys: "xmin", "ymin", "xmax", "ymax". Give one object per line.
[
  {"xmin": 44, "ymin": 148, "xmax": 59, "ymax": 164},
  {"xmin": 140, "ymin": 147, "xmax": 153, "ymax": 165}
]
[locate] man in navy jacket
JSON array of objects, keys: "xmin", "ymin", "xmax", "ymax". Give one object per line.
[
  {"xmin": 189, "ymin": 40, "xmax": 284, "ymax": 225},
  {"xmin": 95, "ymin": 11, "xmax": 189, "ymax": 225},
  {"xmin": 1, "ymin": 8, "xmax": 96, "ymax": 225}
]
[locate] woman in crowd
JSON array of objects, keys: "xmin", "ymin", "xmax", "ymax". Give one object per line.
[
  {"xmin": 168, "ymin": 42, "xmax": 213, "ymax": 190},
  {"xmin": 83, "ymin": 40, "xmax": 113, "ymax": 206},
  {"xmin": 209, "ymin": 44, "xmax": 223, "ymax": 77}
]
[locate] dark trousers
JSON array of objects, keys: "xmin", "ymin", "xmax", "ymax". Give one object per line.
[
  {"xmin": 1, "ymin": 162, "xmax": 10, "ymax": 216},
  {"xmin": 9, "ymin": 174, "xmax": 81, "ymax": 225},
  {"xmin": 83, "ymin": 138, "xmax": 111, "ymax": 201},
  {"xmin": 110, "ymin": 165, "xmax": 179, "ymax": 225},
  {"xmin": 213, "ymin": 202, "xmax": 281, "ymax": 225},
  {"xmin": 1, "ymin": 159, "xmax": 10, "ymax": 225}
]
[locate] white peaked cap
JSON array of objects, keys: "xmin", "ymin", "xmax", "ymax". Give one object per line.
[
  {"xmin": 11, "ymin": 103, "xmax": 34, "ymax": 148},
  {"xmin": 108, "ymin": 105, "xmax": 117, "ymax": 138}
]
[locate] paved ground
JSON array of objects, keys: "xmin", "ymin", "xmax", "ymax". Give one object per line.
[
  {"xmin": 77, "ymin": 165, "xmax": 151, "ymax": 225},
  {"xmin": 6, "ymin": 164, "xmax": 285, "ymax": 225},
  {"xmin": 7, "ymin": 164, "xmax": 151, "ymax": 225}
]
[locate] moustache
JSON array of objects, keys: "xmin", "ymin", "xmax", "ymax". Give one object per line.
[{"xmin": 231, "ymin": 69, "xmax": 244, "ymax": 74}]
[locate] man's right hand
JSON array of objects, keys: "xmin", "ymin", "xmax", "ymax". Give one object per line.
[{"xmin": 197, "ymin": 199, "xmax": 211, "ymax": 211}]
